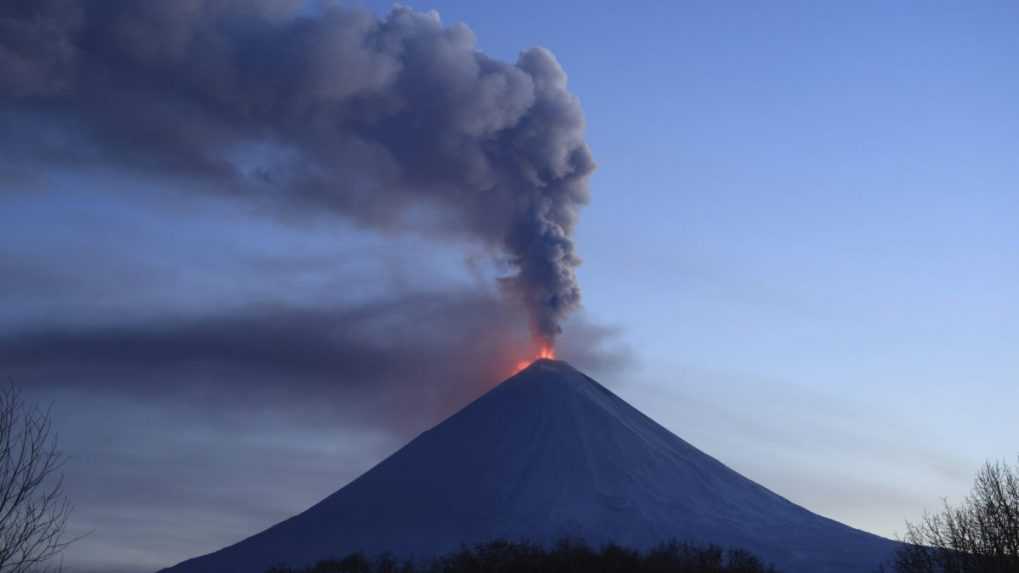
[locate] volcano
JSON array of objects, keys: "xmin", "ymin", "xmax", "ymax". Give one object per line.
[{"xmin": 161, "ymin": 360, "xmax": 898, "ymax": 573}]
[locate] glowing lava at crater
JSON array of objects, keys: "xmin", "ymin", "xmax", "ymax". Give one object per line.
[{"xmin": 514, "ymin": 345, "xmax": 556, "ymax": 374}]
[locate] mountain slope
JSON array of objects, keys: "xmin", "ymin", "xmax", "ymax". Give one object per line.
[{"xmin": 162, "ymin": 359, "xmax": 898, "ymax": 573}]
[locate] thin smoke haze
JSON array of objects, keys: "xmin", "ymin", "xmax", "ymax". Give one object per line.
[{"xmin": 0, "ymin": 0, "xmax": 595, "ymax": 345}]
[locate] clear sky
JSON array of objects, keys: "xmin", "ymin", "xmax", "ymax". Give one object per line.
[{"xmin": 1, "ymin": 2, "xmax": 1017, "ymax": 572}]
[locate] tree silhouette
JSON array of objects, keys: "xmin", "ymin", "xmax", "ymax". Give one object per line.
[
  {"xmin": 268, "ymin": 539, "xmax": 780, "ymax": 573},
  {"xmin": 895, "ymin": 458, "xmax": 1019, "ymax": 573},
  {"xmin": 0, "ymin": 385, "xmax": 71, "ymax": 573}
]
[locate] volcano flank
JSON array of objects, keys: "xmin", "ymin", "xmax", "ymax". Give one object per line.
[{"xmin": 162, "ymin": 360, "xmax": 898, "ymax": 573}]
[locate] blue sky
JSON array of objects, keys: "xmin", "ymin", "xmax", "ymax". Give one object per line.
[
  {"xmin": 1, "ymin": 2, "xmax": 1017, "ymax": 571},
  {"xmin": 364, "ymin": 0, "xmax": 1019, "ymax": 531}
]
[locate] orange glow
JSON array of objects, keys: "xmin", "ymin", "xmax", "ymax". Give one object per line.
[{"xmin": 512, "ymin": 345, "xmax": 556, "ymax": 374}]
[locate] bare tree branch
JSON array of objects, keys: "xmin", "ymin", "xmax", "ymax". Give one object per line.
[
  {"xmin": 0, "ymin": 385, "xmax": 71, "ymax": 573},
  {"xmin": 895, "ymin": 457, "xmax": 1019, "ymax": 573}
]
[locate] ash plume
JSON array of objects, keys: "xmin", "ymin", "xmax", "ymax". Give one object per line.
[
  {"xmin": 0, "ymin": 1, "xmax": 594, "ymax": 344},
  {"xmin": 0, "ymin": 1, "xmax": 595, "ymax": 342}
]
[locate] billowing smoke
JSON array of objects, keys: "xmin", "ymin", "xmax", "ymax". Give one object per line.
[{"xmin": 0, "ymin": 1, "xmax": 594, "ymax": 345}]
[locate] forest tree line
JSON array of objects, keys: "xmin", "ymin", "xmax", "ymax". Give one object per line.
[{"xmin": 266, "ymin": 539, "xmax": 780, "ymax": 573}]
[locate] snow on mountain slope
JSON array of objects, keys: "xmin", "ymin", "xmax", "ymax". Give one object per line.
[{"xmin": 161, "ymin": 359, "xmax": 898, "ymax": 573}]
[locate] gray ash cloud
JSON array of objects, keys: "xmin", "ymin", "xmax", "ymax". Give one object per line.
[{"xmin": 0, "ymin": 1, "xmax": 595, "ymax": 344}]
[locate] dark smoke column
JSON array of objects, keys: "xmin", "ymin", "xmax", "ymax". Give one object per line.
[
  {"xmin": 502, "ymin": 49, "xmax": 595, "ymax": 347},
  {"xmin": 0, "ymin": 3, "xmax": 595, "ymax": 344},
  {"xmin": 360, "ymin": 15, "xmax": 597, "ymax": 347}
]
